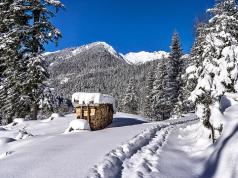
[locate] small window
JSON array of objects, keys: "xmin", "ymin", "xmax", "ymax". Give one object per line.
[
  {"xmin": 84, "ymin": 110, "xmax": 88, "ymax": 116},
  {"xmin": 90, "ymin": 108, "xmax": 96, "ymax": 116}
]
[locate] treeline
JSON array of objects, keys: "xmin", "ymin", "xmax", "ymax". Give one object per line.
[
  {"xmin": 129, "ymin": 0, "xmax": 238, "ymax": 143},
  {"xmin": 122, "ymin": 32, "xmax": 187, "ymax": 121}
]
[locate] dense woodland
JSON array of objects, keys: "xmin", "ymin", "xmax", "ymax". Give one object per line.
[{"xmin": 1, "ymin": 0, "xmax": 238, "ymax": 143}]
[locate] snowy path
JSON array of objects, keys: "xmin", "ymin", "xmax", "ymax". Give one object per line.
[{"xmin": 88, "ymin": 115, "xmax": 198, "ymax": 178}]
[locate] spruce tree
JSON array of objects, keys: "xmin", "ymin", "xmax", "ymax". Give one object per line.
[
  {"xmin": 143, "ymin": 66, "xmax": 155, "ymax": 119},
  {"xmin": 190, "ymin": 0, "xmax": 238, "ymax": 142},
  {"xmin": 122, "ymin": 79, "xmax": 138, "ymax": 114},
  {"xmin": 175, "ymin": 23, "xmax": 206, "ymax": 116},
  {"xmin": 23, "ymin": 0, "xmax": 63, "ymax": 120},
  {"xmin": 0, "ymin": 0, "xmax": 30, "ymax": 123},
  {"xmin": 151, "ymin": 59, "xmax": 170, "ymax": 121},
  {"xmin": 165, "ymin": 32, "xmax": 183, "ymax": 117},
  {"xmin": 0, "ymin": 0, "xmax": 63, "ymax": 123}
]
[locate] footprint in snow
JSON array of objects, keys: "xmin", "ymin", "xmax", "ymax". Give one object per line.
[{"xmin": 0, "ymin": 151, "xmax": 14, "ymax": 160}]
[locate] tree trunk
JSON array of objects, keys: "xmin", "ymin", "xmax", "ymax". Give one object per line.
[{"xmin": 31, "ymin": 102, "xmax": 38, "ymax": 120}]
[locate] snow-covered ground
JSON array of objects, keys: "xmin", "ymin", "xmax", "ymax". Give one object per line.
[
  {"xmin": 0, "ymin": 113, "xmax": 152, "ymax": 178},
  {"xmin": 1, "ymin": 107, "xmax": 238, "ymax": 178}
]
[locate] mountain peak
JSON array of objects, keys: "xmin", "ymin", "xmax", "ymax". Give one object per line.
[
  {"xmin": 123, "ymin": 51, "xmax": 169, "ymax": 64},
  {"xmin": 70, "ymin": 41, "xmax": 122, "ymax": 60}
]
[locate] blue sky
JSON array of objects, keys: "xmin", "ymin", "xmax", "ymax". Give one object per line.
[{"xmin": 46, "ymin": 0, "xmax": 214, "ymax": 54}]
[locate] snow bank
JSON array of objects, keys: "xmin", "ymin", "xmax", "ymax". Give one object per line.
[
  {"xmin": 41, "ymin": 113, "xmax": 63, "ymax": 123},
  {"xmin": 200, "ymin": 105, "xmax": 238, "ymax": 178},
  {"xmin": 64, "ymin": 119, "xmax": 90, "ymax": 133},
  {"xmin": 220, "ymin": 93, "xmax": 238, "ymax": 112},
  {"xmin": 0, "ymin": 127, "xmax": 6, "ymax": 131},
  {"xmin": 72, "ymin": 92, "xmax": 116, "ymax": 113},
  {"xmin": 5, "ymin": 118, "xmax": 24, "ymax": 128},
  {"xmin": 0, "ymin": 137, "xmax": 16, "ymax": 146},
  {"xmin": 13, "ymin": 118, "xmax": 24, "ymax": 124}
]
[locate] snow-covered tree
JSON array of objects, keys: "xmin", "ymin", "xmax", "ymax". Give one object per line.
[
  {"xmin": 175, "ymin": 23, "xmax": 207, "ymax": 116},
  {"xmin": 122, "ymin": 79, "xmax": 138, "ymax": 114},
  {"xmin": 0, "ymin": 0, "xmax": 30, "ymax": 123},
  {"xmin": 151, "ymin": 59, "xmax": 170, "ymax": 121},
  {"xmin": 0, "ymin": 0, "xmax": 63, "ymax": 123},
  {"xmin": 24, "ymin": 0, "xmax": 63, "ymax": 120},
  {"xmin": 190, "ymin": 0, "xmax": 238, "ymax": 142},
  {"xmin": 143, "ymin": 66, "xmax": 155, "ymax": 119},
  {"xmin": 165, "ymin": 32, "xmax": 184, "ymax": 116}
]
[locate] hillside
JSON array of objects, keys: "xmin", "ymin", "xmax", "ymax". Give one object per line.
[{"xmin": 46, "ymin": 42, "xmax": 171, "ymax": 111}]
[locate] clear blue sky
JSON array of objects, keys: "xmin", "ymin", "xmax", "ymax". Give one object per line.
[{"xmin": 46, "ymin": 0, "xmax": 215, "ymax": 54}]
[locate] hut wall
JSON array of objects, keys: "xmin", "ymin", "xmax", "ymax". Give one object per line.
[{"xmin": 75, "ymin": 104, "xmax": 113, "ymax": 130}]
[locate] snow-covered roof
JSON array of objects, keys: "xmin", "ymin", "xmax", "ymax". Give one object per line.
[{"xmin": 72, "ymin": 92, "xmax": 116, "ymax": 112}]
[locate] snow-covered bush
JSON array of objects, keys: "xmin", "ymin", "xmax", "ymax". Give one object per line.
[
  {"xmin": 64, "ymin": 119, "xmax": 91, "ymax": 133},
  {"xmin": 16, "ymin": 128, "xmax": 33, "ymax": 140},
  {"xmin": 41, "ymin": 113, "xmax": 63, "ymax": 122},
  {"xmin": 7, "ymin": 118, "xmax": 25, "ymax": 127}
]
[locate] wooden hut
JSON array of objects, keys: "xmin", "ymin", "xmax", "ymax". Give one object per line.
[{"xmin": 72, "ymin": 92, "xmax": 116, "ymax": 131}]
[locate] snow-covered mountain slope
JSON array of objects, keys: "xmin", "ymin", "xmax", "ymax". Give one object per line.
[
  {"xmin": 71, "ymin": 42, "xmax": 123, "ymax": 60},
  {"xmin": 45, "ymin": 41, "xmax": 125, "ymax": 64},
  {"xmin": 45, "ymin": 41, "xmax": 170, "ymax": 65},
  {"xmin": 123, "ymin": 51, "xmax": 169, "ymax": 64},
  {"xmin": 45, "ymin": 42, "xmax": 160, "ymax": 109}
]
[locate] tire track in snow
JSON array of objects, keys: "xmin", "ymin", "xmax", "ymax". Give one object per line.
[{"xmin": 87, "ymin": 118, "xmax": 197, "ymax": 178}]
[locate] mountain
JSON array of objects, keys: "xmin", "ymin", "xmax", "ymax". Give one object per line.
[
  {"xmin": 123, "ymin": 51, "xmax": 169, "ymax": 64},
  {"xmin": 45, "ymin": 42, "xmax": 187, "ymax": 112}
]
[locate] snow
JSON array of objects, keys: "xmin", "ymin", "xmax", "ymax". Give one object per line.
[
  {"xmin": 40, "ymin": 113, "xmax": 62, "ymax": 123},
  {"xmin": 60, "ymin": 77, "xmax": 70, "ymax": 84},
  {"xmin": 0, "ymin": 137, "xmax": 15, "ymax": 146},
  {"xmin": 15, "ymin": 128, "xmax": 33, "ymax": 140},
  {"xmin": 88, "ymin": 115, "xmax": 198, "ymax": 178},
  {"xmin": 200, "ymin": 104, "xmax": 238, "ymax": 178},
  {"xmin": 220, "ymin": 93, "xmax": 238, "ymax": 113},
  {"xmin": 45, "ymin": 0, "xmax": 63, "ymax": 6},
  {"xmin": 0, "ymin": 112, "xmax": 152, "ymax": 178},
  {"xmin": 186, "ymin": 65, "xmax": 197, "ymax": 74},
  {"xmin": 64, "ymin": 119, "xmax": 90, "ymax": 133},
  {"xmin": 13, "ymin": 118, "xmax": 24, "ymax": 124},
  {"xmin": 0, "ymin": 100, "xmax": 238, "ymax": 178},
  {"xmin": 123, "ymin": 51, "xmax": 169, "ymax": 64},
  {"xmin": 72, "ymin": 92, "xmax": 116, "ymax": 112},
  {"xmin": 71, "ymin": 42, "xmax": 122, "ymax": 60}
]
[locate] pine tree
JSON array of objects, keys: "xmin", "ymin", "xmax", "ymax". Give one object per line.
[
  {"xmin": 143, "ymin": 66, "xmax": 155, "ymax": 119},
  {"xmin": 151, "ymin": 59, "xmax": 170, "ymax": 121},
  {"xmin": 0, "ymin": 0, "xmax": 30, "ymax": 123},
  {"xmin": 165, "ymin": 32, "xmax": 183, "ymax": 117},
  {"xmin": 122, "ymin": 79, "xmax": 138, "ymax": 114},
  {"xmin": 175, "ymin": 23, "xmax": 207, "ymax": 116},
  {"xmin": 22, "ymin": 0, "xmax": 63, "ymax": 120},
  {"xmin": 190, "ymin": 0, "xmax": 238, "ymax": 142},
  {"xmin": 0, "ymin": 0, "xmax": 63, "ymax": 123}
]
